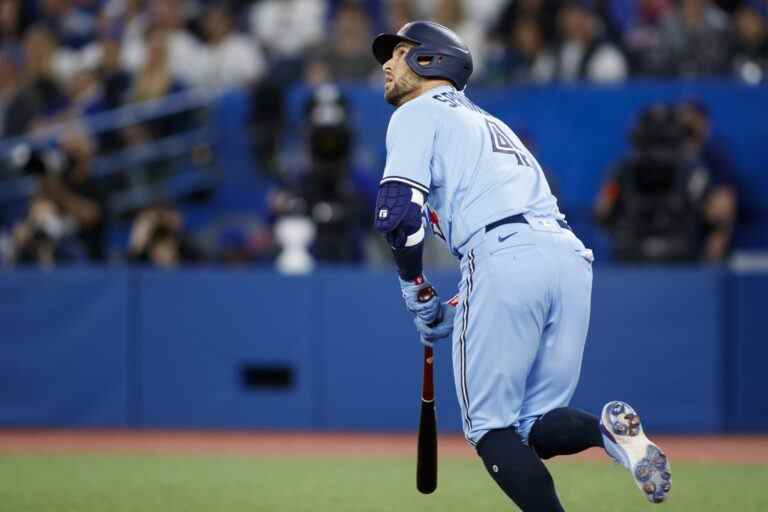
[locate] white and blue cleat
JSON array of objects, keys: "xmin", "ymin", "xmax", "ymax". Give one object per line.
[{"xmin": 600, "ymin": 401, "xmax": 671, "ymax": 504}]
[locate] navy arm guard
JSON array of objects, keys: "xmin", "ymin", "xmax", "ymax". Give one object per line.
[{"xmin": 374, "ymin": 181, "xmax": 426, "ymax": 280}]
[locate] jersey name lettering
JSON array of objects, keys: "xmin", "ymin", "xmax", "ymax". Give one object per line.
[{"xmin": 432, "ymin": 91, "xmax": 485, "ymax": 114}]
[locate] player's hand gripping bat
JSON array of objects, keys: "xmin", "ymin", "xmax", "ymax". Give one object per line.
[{"xmin": 416, "ymin": 285, "xmax": 438, "ymax": 494}]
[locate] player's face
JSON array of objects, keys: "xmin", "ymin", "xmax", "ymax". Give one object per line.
[{"xmin": 382, "ymin": 43, "xmax": 422, "ymax": 107}]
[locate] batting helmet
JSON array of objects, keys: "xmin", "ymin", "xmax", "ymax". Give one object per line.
[{"xmin": 372, "ymin": 21, "xmax": 473, "ymax": 90}]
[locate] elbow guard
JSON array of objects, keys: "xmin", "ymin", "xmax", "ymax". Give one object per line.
[{"xmin": 374, "ymin": 182, "xmax": 425, "ymax": 249}]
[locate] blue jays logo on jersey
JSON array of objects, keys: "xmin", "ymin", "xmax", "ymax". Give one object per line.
[{"xmin": 425, "ymin": 205, "xmax": 446, "ymax": 242}]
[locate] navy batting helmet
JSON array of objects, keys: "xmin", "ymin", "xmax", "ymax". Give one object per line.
[{"xmin": 372, "ymin": 21, "xmax": 473, "ymax": 90}]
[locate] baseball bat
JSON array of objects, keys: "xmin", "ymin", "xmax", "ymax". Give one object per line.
[{"xmin": 416, "ymin": 286, "xmax": 438, "ymax": 494}]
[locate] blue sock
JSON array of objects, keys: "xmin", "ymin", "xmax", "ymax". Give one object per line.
[{"xmin": 476, "ymin": 427, "xmax": 565, "ymax": 512}]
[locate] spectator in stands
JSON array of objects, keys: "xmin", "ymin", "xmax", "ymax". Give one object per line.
[
  {"xmin": 80, "ymin": 33, "xmax": 131, "ymax": 152},
  {"xmin": 10, "ymin": 191, "xmax": 84, "ymax": 266},
  {"xmin": 604, "ymin": 0, "xmax": 665, "ymax": 37},
  {"xmin": 483, "ymin": 16, "xmax": 555, "ymax": 84},
  {"xmin": 729, "ymin": 6, "xmax": 768, "ymax": 83},
  {"xmin": 38, "ymin": 0, "xmax": 98, "ymax": 50},
  {"xmin": 106, "ymin": 0, "xmax": 148, "ymax": 67},
  {"xmin": 431, "ymin": 0, "xmax": 487, "ymax": 75},
  {"xmin": 304, "ymin": 1, "xmax": 378, "ymax": 84},
  {"xmin": 0, "ymin": 0, "xmax": 23, "ymax": 50},
  {"xmin": 5, "ymin": 25, "xmax": 68, "ymax": 136},
  {"xmin": 403, "ymin": 0, "xmax": 504, "ymax": 29},
  {"xmin": 96, "ymin": 35, "xmax": 132, "ymax": 111},
  {"xmin": 198, "ymin": 4, "xmax": 265, "ymax": 89},
  {"xmin": 659, "ymin": 0, "xmax": 730, "ymax": 76},
  {"xmin": 124, "ymin": 27, "xmax": 185, "ymax": 140},
  {"xmin": 118, "ymin": 25, "xmax": 196, "ymax": 189},
  {"xmin": 0, "ymin": 49, "xmax": 22, "ymax": 138},
  {"xmin": 677, "ymin": 101, "xmax": 734, "ymax": 188},
  {"xmin": 594, "ymin": 104, "xmax": 726, "ymax": 262},
  {"xmin": 269, "ymin": 85, "xmax": 375, "ymax": 263},
  {"xmin": 677, "ymin": 100, "xmax": 737, "ymax": 260},
  {"xmin": 382, "ymin": 0, "xmax": 416, "ymax": 33},
  {"xmin": 42, "ymin": 129, "xmax": 107, "ymax": 261},
  {"xmin": 248, "ymin": 0, "xmax": 325, "ymax": 82},
  {"xmin": 66, "ymin": 68, "xmax": 105, "ymax": 118},
  {"xmin": 551, "ymin": 2, "xmax": 628, "ymax": 82},
  {"xmin": 492, "ymin": 0, "xmax": 563, "ymax": 48},
  {"xmin": 128, "ymin": 202, "xmax": 200, "ymax": 266},
  {"xmin": 193, "ymin": 214, "xmax": 277, "ymax": 265},
  {"xmin": 122, "ymin": 0, "xmax": 201, "ymax": 86},
  {"xmin": 613, "ymin": 0, "xmax": 675, "ymax": 76}
]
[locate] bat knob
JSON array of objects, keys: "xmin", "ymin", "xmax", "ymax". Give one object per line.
[{"xmin": 417, "ymin": 286, "xmax": 436, "ymax": 303}]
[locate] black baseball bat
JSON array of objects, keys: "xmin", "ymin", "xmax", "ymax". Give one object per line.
[{"xmin": 416, "ymin": 286, "xmax": 438, "ymax": 494}]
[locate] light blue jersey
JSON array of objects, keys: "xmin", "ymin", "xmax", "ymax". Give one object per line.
[
  {"xmin": 382, "ymin": 83, "xmax": 593, "ymax": 448},
  {"xmin": 381, "ymin": 84, "xmax": 563, "ymax": 256}
]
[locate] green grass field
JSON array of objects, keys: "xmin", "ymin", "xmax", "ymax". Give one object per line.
[{"xmin": 1, "ymin": 454, "xmax": 767, "ymax": 511}]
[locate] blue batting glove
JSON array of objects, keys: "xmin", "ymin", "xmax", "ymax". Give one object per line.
[
  {"xmin": 414, "ymin": 296, "xmax": 459, "ymax": 347},
  {"xmin": 398, "ymin": 275, "xmax": 440, "ymax": 323}
]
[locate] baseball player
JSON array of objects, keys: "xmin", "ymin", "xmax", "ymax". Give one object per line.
[{"xmin": 371, "ymin": 21, "xmax": 672, "ymax": 511}]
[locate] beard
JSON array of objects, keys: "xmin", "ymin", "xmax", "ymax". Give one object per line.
[{"xmin": 384, "ymin": 73, "xmax": 420, "ymax": 107}]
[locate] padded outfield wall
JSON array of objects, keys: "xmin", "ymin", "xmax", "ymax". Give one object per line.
[{"xmin": 0, "ymin": 266, "xmax": 765, "ymax": 433}]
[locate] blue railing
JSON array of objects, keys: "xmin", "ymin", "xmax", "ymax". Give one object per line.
[
  {"xmin": 0, "ymin": 87, "xmax": 223, "ymax": 217},
  {"xmin": 0, "ymin": 88, "xmax": 217, "ymax": 157}
]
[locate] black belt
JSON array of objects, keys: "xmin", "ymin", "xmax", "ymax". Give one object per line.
[{"xmin": 485, "ymin": 213, "xmax": 571, "ymax": 233}]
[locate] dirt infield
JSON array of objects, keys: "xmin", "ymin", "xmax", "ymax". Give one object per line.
[{"xmin": 0, "ymin": 430, "xmax": 767, "ymax": 463}]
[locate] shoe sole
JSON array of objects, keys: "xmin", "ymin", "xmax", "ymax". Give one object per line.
[{"xmin": 600, "ymin": 401, "xmax": 672, "ymax": 504}]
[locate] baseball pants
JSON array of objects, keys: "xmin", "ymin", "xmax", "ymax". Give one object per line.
[{"xmin": 451, "ymin": 220, "xmax": 593, "ymax": 446}]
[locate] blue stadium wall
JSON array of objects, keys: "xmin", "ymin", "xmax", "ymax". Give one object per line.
[{"xmin": 1, "ymin": 266, "xmax": 766, "ymax": 433}]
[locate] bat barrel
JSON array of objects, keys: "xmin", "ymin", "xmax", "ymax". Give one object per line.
[{"xmin": 416, "ymin": 397, "xmax": 438, "ymax": 494}]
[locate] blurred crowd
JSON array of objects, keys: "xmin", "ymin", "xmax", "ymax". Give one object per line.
[
  {"xmin": 0, "ymin": 0, "xmax": 758, "ymax": 269},
  {"xmin": 0, "ymin": 0, "xmax": 762, "ymax": 127}
]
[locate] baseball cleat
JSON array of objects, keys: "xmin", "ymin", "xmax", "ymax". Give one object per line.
[{"xmin": 600, "ymin": 401, "xmax": 671, "ymax": 504}]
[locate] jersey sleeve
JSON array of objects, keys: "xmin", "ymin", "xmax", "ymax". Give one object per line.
[{"xmin": 380, "ymin": 105, "xmax": 437, "ymax": 196}]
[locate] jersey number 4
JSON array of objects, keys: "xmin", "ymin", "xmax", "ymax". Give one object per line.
[{"xmin": 485, "ymin": 118, "xmax": 533, "ymax": 168}]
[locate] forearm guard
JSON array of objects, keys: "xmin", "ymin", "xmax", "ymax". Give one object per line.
[{"xmin": 374, "ymin": 181, "xmax": 426, "ymax": 280}]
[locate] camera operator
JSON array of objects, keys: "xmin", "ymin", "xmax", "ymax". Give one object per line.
[
  {"xmin": 41, "ymin": 130, "xmax": 107, "ymax": 262},
  {"xmin": 127, "ymin": 202, "xmax": 201, "ymax": 267},
  {"xmin": 269, "ymin": 85, "xmax": 375, "ymax": 264},
  {"xmin": 677, "ymin": 100, "xmax": 737, "ymax": 261},
  {"xmin": 595, "ymin": 104, "xmax": 716, "ymax": 262},
  {"xmin": 10, "ymin": 192, "xmax": 84, "ymax": 267},
  {"xmin": 6, "ymin": 146, "xmax": 95, "ymax": 267}
]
